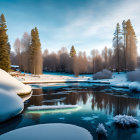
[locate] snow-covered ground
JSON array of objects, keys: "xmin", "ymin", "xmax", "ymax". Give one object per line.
[
  {"xmin": 0, "ymin": 89, "xmax": 24, "ymax": 123},
  {"xmin": 0, "ymin": 69, "xmax": 32, "ymax": 95},
  {"xmin": 16, "ymin": 72, "xmax": 140, "ymax": 92},
  {"xmin": 0, "ymin": 123, "xmax": 93, "ymax": 140}
]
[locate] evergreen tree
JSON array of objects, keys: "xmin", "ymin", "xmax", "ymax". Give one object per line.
[
  {"xmin": 122, "ymin": 20, "xmax": 127, "ymax": 71},
  {"xmin": 30, "ymin": 27, "xmax": 42, "ymax": 75},
  {"xmin": 113, "ymin": 23, "xmax": 122, "ymax": 73},
  {"xmin": 0, "ymin": 13, "xmax": 10, "ymax": 71},
  {"xmin": 70, "ymin": 45, "xmax": 76, "ymax": 57},
  {"xmin": 126, "ymin": 19, "xmax": 137, "ymax": 70}
]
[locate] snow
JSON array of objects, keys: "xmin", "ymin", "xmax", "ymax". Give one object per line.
[
  {"xmin": 16, "ymin": 71, "xmax": 140, "ymax": 92},
  {"xmin": 129, "ymin": 82, "xmax": 140, "ymax": 92},
  {"xmin": 11, "ymin": 65, "xmax": 19, "ymax": 68},
  {"xmin": 113, "ymin": 115, "xmax": 139, "ymax": 127},
  {"xmin": 0, "ymin": 123, "xmax": 93, "ymax": 140},
  {"xmin": 0, "ymin": 69, "xmax": 32, "ymax": 95},
  {"xmin": 0, "ymin": 89, "xmax": 24, "ymax": 123},
  {"xmin": 96, "ymin": 123, "xmax": 107, "ymax": 136},
  {"xmin": 93, "ymin": 69, "xmax": 112, "ymax": 80},
  {"xmin": 27, "ymin": 105, "xmax": 80, "ymax": 111}
]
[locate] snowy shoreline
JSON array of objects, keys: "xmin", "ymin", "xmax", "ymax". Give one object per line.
[{"xmin": 16, "ymin": 72, "xmax": 140, "ymax": 92}]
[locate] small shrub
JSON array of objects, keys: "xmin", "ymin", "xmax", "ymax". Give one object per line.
[
  {"xmin": 93, "ymin": 69, "xmax": 112, "ymax": 80},
  {"xmin": 96, "ymin": 123, "xmax": 107, "ymax": 136},
  {"xmin": 113, "ymin": 115, "xmax": 139, "ymax": 127},
  {"xmin": 127, "ymin": 71, "xmax": 140, "ymax": 82}
]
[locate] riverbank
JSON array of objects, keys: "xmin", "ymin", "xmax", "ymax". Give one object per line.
[{"xmin": 15, "ymin": 72, "xmax": 140, "ymax": 92}]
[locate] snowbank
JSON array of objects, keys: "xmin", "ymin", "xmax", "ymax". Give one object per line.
[
  {"xmin": 113, "ymin": 115, "xmax": 139, "ymax": 127},
  {"xmin": 96, "ymin": 123, "xmax": 107, "ymax": 136},
  {"xmin": 127, "ymin": 71, "xmax": 140, "ymax": 82},
  {"xmin": 129, "ymin": 82, "xmax": 140, "ymax": 92},
  {"xmin": 27, "ymin": 105, "xmax": 80, "ymax": 111},
  {"xmin": 0, "ymin": 89, "xmax": 24, "ymax": 123},
  {"xmin": 0, "ymin": 123, "xmax": 93, "ymax": 140},
  {"xmin": 93, "ymin": 69, "xmax": 112, "ymax": 80},
  {"xmin": 0, "ymin": 69, "xmax": 31, "ymax": 95}
]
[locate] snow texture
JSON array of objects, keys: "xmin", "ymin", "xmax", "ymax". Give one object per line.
[
  {"xmin": 113, "ymin": 115, "xmax": 139, "ymax": 127},
  {"xmin": 0, "ymin": 69, "xmax": 31, "ymax": 95},
  {"xmin": 27, "ymin": 105, "xmax": 80, "ymax": 111},
  {"xmin": 93, "ymin": 69, "xmax": 112, "ymax": 80},
  {"xmin": 0, "ymin": 123, "xmax": 93, "ymax": 140},
  {"xmin": 0, "ymin": 89, "xmax": 24, "ymax": 122},
  {"xmin": 127, "ymin": 71, "xmax": 140, "ymax": 82},
  {"xmin": 129, "ymin": 82, "xmax": 140, "ymax": 92},
  {"xmin": 96, "ymin": 123, "xmax": 107, "ymax": 136}
]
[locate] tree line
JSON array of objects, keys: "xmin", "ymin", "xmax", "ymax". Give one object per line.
[{"xmin": 0, "ymin": 13, "xmax": 138, "ymax": 75}]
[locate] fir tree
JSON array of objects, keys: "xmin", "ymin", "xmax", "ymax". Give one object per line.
[
  {"xmin": 113, "ymin": 23, "xmax": 122, "ymax": 73},
  {"xmin": 122, "ymin": 20, "xmax": 127, "ymax": 71},
  {"xmin": 70, "ymin": 45, "xmax": 76, "ymax": 57},
  {"xmin": 30, "ymin": 27, "xmax": 42, "ymax": 75},
  {"xmin": 126, "ymin": 19, "xmax": 137, "ymax": 70},
  {"xmin": 0, "ymin": 13, "xmax": 10, "ymax": 71}
]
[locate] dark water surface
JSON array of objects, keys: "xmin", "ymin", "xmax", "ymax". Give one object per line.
[{"xmin": 1, "ymin": 83, "xmax": 140, "ymax": 140}]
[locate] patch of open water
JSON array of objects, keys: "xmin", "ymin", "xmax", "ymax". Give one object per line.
[{"xmin": 1, "ymin": 83, "xmax": 140, "ymax": 140}]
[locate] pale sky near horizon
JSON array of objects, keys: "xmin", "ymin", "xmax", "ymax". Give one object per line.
[{"xmin": 0, "ymin": 0, "xmax": 140, "ymax": 55}]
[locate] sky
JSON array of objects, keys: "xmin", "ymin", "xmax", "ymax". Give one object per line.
[{"xmin": 0, "ymin": 0, "xmax": 140, "ymax": 55}]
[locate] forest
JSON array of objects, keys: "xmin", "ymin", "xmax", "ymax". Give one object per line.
[{"xmin": 0, "ymin": 13, "xmax": 138, "ymax": 76}]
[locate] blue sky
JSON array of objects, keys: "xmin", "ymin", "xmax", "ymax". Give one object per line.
[{"xmin": 0, "ymin": 0, "xmax": 140, "ymax": 55}]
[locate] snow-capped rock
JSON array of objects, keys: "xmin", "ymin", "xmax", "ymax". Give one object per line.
[
  {"xmin": 113, "ymin": 115, "xmax": 139, "ymax": 127},
  {"xmin": 0, "ymin": 89, "xmax": 24, "ymax": 123},
  {"xmin": 96, "ymin": 123, "xmax": 107, "ymax": 136},
  {"xmin": 0, "ymin": 69, "xmax": 31, "ymax": 95}
]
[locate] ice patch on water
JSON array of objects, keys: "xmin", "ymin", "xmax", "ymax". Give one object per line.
[
  {"xmin": 59, "ymin": 117, "xmax": 65, "ymax": 120},
  {"xmin": 81, "ymin": 115, "xmax": 98, "ymax": 121}
]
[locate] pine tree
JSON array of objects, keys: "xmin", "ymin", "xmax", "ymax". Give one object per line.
[
  {"xmin": 113, "ymin": 23, "xmax": 122, "ymax": 73},
  {"xmin": 70, "ymin": 45, "xmax": 76, "ymax": 57},
  {"xmin": 122, "ymin": 20, "xmax": 127, "ymax": 71},
  {"xmin": 126, "ymin": 19, "xmax": 137, "ymax": 70},
  {"xmin": 0, "ymin": 13, "xmax": 10, "ymax": 71},
  {"xmin": 30, "ymin": 27, "xmax": 42, "ymax": 75}
]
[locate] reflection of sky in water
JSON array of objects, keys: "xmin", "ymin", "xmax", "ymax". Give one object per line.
[{"xmin": 1, "ymin": 83, "xmax": 140, "ymax": 140}]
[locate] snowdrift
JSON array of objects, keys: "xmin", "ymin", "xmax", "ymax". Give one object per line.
[
  {"xmin": 93, "ymin": 69, "xmax": 112, "ymax": 80},
  {"xmin": 0, "ymin": 69, "xmax": 31, "ymax": 95},
  {"xmin": 0, "ymin": 123, "xmax": 93, "ymax": 140},
  {"xmin": 0, "ymin": 89, "xmax": 24, "ymax": 123}
]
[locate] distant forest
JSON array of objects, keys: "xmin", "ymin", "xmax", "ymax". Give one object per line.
[{"xmin": 0, "ymin": 13, "xmax": 139, "ymax": 76}]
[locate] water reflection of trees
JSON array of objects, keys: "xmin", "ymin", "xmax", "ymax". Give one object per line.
[
  {"xmin": 27, "ymin": 87, "xmax": 140, "ymax": 117},
  {"xmin": 91, "ymin": 92, "xmax": 140, "ymax": 116}
]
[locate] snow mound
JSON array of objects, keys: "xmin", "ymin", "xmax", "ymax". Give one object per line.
[
  {"xmin": 0, "ymin": 69, "xmax": 31, "ymax": 95},
  {"xmin": 0, "ymin": 123, "xmax": 93, "ymax": 140},
  {"xmin": 129, "ymin": 82, "xmax": 140, "ymax": 92},
  {"xmin": 96, "ymin": 123, "xmax": 107, "ymax": 136},
  {"xmin": 113, "ymin": 115, "xmax": 139, "ymax": 127},
  {"xmin": 27, "ymin": 105, "xmax": 80, "ymax": 111},
  {"xmin": 127, "ymin": 71, "xmax": 140, "ymax": 82},
  {"xmin": 0, "ymin": 89, "xmax": 24, "ymax": 123},
  {"xmin": 93, "ymin": 69, "xmax": 112, "ymax": 80}
]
